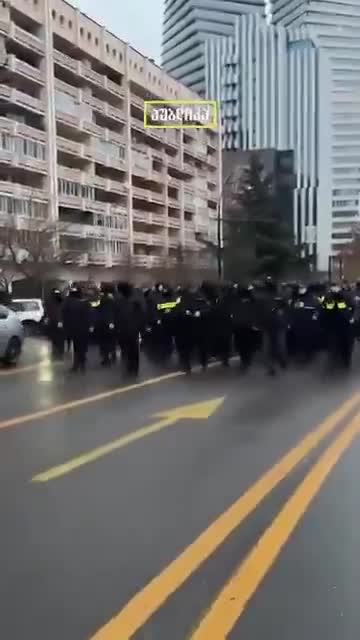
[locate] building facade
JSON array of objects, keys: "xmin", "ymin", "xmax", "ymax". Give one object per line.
[
  {"xmin": 270, "ymin": 0, "xmax": 360, "ymax": 270},
  {"xmin": 0, "ymin": 0, "xmax": 220, "ymax": 282},
  {"xmin": 162, "ymin": 0, "xmax": 264, "ymax": 95},
  {"xmin": 205, "ymin": 14, "xmax": 323, "ymax": 268}
]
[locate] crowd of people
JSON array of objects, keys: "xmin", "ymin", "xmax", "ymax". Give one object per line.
[{"xmin": 44, "ymin": 277, "xmax": 360, "ymax": 376}]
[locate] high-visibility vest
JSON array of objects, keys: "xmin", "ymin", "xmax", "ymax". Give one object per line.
[
  {"xmin": 337, "ymin": 302, "xmax": 347, "ymax": 310},
  {"xmin": 156, "ymin": 298, "xmax": 181, "ymax": 311},
  {"xmin": 325, "ymin": 301, "xmax": 335, "ymax": 310}
]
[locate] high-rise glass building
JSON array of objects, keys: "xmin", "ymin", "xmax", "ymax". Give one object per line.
[
  {"xmin": 206, "ymin": 2, "xmax": 360, "ymax": 270},
  {"xmin": 162, "ymin": 0, "xmax": 265, "ymax": 95},
  {"xmin": 271, "ymin": 0, "xmax": 360, "ymax": 267},
  {"xmin": 205, "ymin": 15, "xmax": 319, "ymax": 264}
]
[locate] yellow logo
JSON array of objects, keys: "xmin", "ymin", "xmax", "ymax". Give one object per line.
[{"xmin": 144, "ymin": 100, "xmax": 218, "ymax": 129}]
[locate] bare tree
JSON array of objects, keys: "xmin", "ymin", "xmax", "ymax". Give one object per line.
[{"xmin": 0, "ymin": 215, "xmax": 77, "ymax": 289}]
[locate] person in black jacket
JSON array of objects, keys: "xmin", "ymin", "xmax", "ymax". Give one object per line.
[
  {"xmin": 62, "ymin": 287, "xmax": 92, "ymax": 372},
  {"xmin": 232, "ymin": 285, "xmax": 261, "ymax": 371},
  {"xmin": 257, "ymin": 277, "xmax": 289, "ymax": 376},
  {"xmin": 45, "ymin": 288, "xmax": 65, "ymax": 360},
  {"xmin": 97, "ymin": 286, "xmax": 117, "ymax": 366},
  {"xmin": 115, "ymin": 282, "xmax": 146, "ymax": 376}
]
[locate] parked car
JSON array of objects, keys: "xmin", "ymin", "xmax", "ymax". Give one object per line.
[
  {"xmin": 9, "ymin": 299, "xmax": 45, "ymax": 334},
  {"xmin": 0, "ymin": 304, "xmax": 24, "ymax": 365}
]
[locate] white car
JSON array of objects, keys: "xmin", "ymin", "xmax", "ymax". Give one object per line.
[
  {"xmin": 0, "ymin": 304, "xmax": 24, "ymax": 364},
  {"xmin": 9, "ymin": 298, "xmax": 45, "ymax": 334}
]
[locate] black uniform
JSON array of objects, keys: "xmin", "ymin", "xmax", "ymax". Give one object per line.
[
  {"xmin": 62, "ymin": 288, "xmax": 92, "ymax": 372},
  {"xmin": 232, "ymin": 287, "xmax": 261, "ymax": 371},
  {"xmin": 320, "ymin": 293, "xmax": 354, "ymax": 368},
  {"xmin": 257, "ymin": 282, "xmax": 288, "ymax": 375},
  {"xmin": 173, "ymin": 288, "xmax": 211, "ymax": 373},
  {"xmin": 45, "ymin": 289, "xmax": 65, "ymax": 359},
  {"xmin": 97, "ymin": 290, "xmax": 117, "ymax": 366},
  {"xmin": 115, "ymin": 283, "xmax": 146, "ymax": 376}
]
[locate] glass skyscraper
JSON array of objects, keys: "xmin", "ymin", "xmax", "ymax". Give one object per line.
[{"xmin": 162, "ymin": 0, "xmax": 265, "ymax": 95}]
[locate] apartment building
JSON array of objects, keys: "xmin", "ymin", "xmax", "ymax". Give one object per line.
[{"xmin": 0, "ymin": 0, "xmax": 219, "ymax": 281}]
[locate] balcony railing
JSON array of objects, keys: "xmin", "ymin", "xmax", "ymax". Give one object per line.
[
  {"xmin": 0, "ymin": 181, "xmax": 47, "ymax": 201},
  {"xmin": 10, "ymin": 24, "xmax": 44, "ymax": 54},
  {"xmin": 81, "ymin": 65, "xmax": 105, "ymax": 88},
  {"xmin": 0, "ymin": 85, "xmax": 45, "ymax": 115},
  {"xmin": 168, "ymin": 197, "xmax": 181, "ymax": 208},
  {"xmin": 133, "ymin": 255, "xmax": 166, "ymax": 268},
  {"xmin": 54, "ymin": 50, "xmax": 80, "ymax": 74},
  {"xmin": 132, "ymin": 210, "xmax": 165, "ymax": 225},
  {"xmin": 168, "ymin": 217, "xmax": 181, "ymax": 228},
  {"xmin": 105, "ymin": 78, "xmax": 124, "ymax": 98},
  {"xmin": 57, "ymin": 136, "xmax": 82, "ymax": 156},
  {"xmin": 131, "ymin": 117, "xmax": 144, "ymax": 133},
  {"xmin": 7, "ymin": 55, "xmax": 43, "ymax": 84}
]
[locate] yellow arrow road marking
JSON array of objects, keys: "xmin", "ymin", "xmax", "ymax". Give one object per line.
[
  {"xmin": 89, "ymin": 391, "xmax": 360, "ymax": 640},
  {"xmin": 32, "ymin": 397, "xmax": 225, "ymax": 483},
  {"xmin": 190, "ymin": 410, "xmax": 360, "ymax": 639}
]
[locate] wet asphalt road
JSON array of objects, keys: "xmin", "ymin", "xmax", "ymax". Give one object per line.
[{"xmin": 0, "ymin": 338, "xmax": 360, "ymax": 640}]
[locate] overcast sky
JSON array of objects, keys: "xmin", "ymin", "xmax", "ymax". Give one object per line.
[{"xmin": 76, "ymin": 0, "xmax": 163, "ymax": 62}]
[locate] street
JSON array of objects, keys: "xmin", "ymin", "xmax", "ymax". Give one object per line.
[{"xmin": 0, "ymin": 339, "xmax": 360, "ymax": 639}]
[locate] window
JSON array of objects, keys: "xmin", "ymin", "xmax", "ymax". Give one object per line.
[
  {"xmin": 106, "ymin": 44, "xmax": 109, "ymax": 53},
  {"xmin": 52, "ymin": 9, "xmax": 56, "ymax": 19},
  {"xmin": 119, "ymin": 53, "xmax": 123, "ymax": 62},
  {"xmin": 88, "ymin": 32, "xmax": 91, "ymax": 41},
  {"xmin": 80, "ymin": 27, "xmax": 84, "ymax": 37},
  {"xmin": 60, "ymin": 15, "xmax": 64, "ymax": 25},
  {"xmin": 113, "ymin": 49, "xmax": 116, "ymax": 57},
  {"xmin": 95, "ymin": 37, "xmax": 99, "ymax": 46},
  {"xmin": 68, "ymin": 20, "xmax": 72, "ymax": 29},
  {"xmin": 134, "ymin": 63, "xmax": 137, "ymax": 69},
  {"xmin": 0, "ymin": 132, "xmax": 11, "ymax": 151},
  {"xmin": 0, "ymin": 196, "xmax": 46, "ymax": 218}
]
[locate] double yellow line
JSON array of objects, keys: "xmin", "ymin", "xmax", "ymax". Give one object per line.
[{"xmin": 91, "ymin": 391, "xmax": 360, "ymax": 640}]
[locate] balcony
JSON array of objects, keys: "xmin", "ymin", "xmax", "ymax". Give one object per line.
[
  {"xmin": 104, "ymin": 78, "xmax": 124, "ymax": 98},
  {"xmin": 168, "ymin": 197, "xmax": 181, "ymax": 208},
  {"xmin": 54, "ymin": 50, "xmax": 81, "ymax": 75},
  {"xmin": 168, "ymin": 237, "xmax": 181, "ymax": 249},
  {"xmin": 0, "ymin": 85, "xmax": 45, "ymax": 115},
  {"xmin": 89, "ymin": 97, "xmax": 125, "ymax": 123},
  {"xmin": 0, "ymin": 145, "xmax": 47, "ymax": 174},
  {"xmin": 131, "ymin": 117, "xmax": 144, "ymax": 133},
  {"xmin": 132, "ymin": 186, "xmax": 165, "ymax": 203},
  {"xmin": 88, "ymin": 251, "xmax": 108, "ymax": 265},
  {"xmin": 107, "ymin": 180, "xmax": 127, "ymax": 195},
  {"xmin": 9, "ymin": 24, "xmax": 45, "ymax": 55},
  {"xmin": 81, "ymin": 65, "xmax": 105, "ymax": 89},
  {"xmin": 131, "ymin": 94, "xmax": 144, "ymax": 109},
  {"xmin": 132, "ymin": 210, "xmax": 165, "ymax": 226},
  {"xmin": 168, "ymin": 217, "xmax": 181, "ymax": 229},
  {"xmin": 57, "ymin": 136, "xmax": 82, "ymax": 156},
  {"xmin": 0, "ymin": 181, "xmax": 47, "ymax": 201},
  {"xmin": 59, "ymin": 222, "xmax": 108, "ymax": 240},
  {"xmin": 6, "ymin": 55, "xmax": 43, "ymax": 85},
  {"xmin": 133, "ymin": 255, "xmax": 166, "ymax": 268}
]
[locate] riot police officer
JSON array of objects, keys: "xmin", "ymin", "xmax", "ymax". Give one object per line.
[
  {"xmin": 45, "ymin": 288, "xmax": 65, "ymax": 360},
  {"xmin": 97, "ymin": 286, "xmax": 117, "ymax": 366},
  {"xmin": 62, "ymin": 287, "xmax": 92, "ymax": 372}
]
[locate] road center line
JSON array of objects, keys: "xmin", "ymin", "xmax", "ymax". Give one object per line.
[
  {"xmin": 190, "ymin": 411, "xmax": 360, "ymax": 639},
  {"xmin": 89, "ymin": 391, "xmax": 360, "ymax": 640}
]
